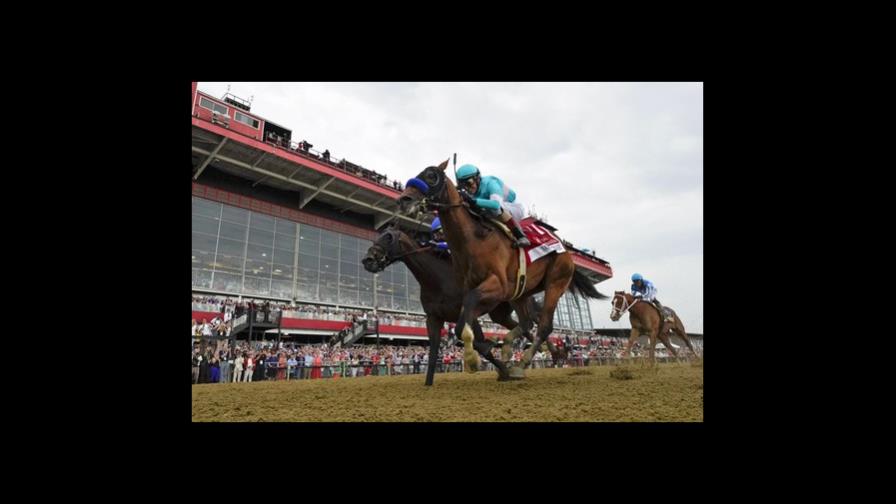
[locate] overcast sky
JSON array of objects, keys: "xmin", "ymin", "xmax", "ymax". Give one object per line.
[{"xmin": 197, "ymin": 82, "xmax": 703, "ymax": 333}]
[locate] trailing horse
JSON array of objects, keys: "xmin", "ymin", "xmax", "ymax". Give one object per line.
[{"xmin": 609, "ymin": 291, "xmax": 699, "ymax": 363}]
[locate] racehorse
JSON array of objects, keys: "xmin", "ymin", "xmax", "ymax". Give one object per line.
[
  {"xmin": 608, "ymin": 291, "xmax": 700, "ymax": 363},
  {"xmin": 396, "ymin": 159, "xmax": 607, "ymax": 379},
  {"xmin": 362, "ymin": 225, "xmax": 538, "ymax": 383}
]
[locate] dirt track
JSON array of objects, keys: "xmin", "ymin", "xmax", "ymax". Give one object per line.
[{"xmin": 192, "ymin": 363, "xmax": 703, "ymax": 422}]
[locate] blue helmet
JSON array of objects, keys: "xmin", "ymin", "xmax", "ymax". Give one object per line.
[
  {"xmin": 456, "ymin": 164, "xmax": 480, "ymax": 181},
  {"xmin": 431, "ymin": 217, "xmax": 442, "ymax": 233},
  {"xmin": 631, "ymin": 273, "xmax": 643, "ymax": 282}
]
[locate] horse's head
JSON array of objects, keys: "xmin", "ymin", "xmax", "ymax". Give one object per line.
[
  {"xmin": 396, "ymin": 159, "xmax": 450, "ymax": 218},
  {"xmin": 609, "ymin": 291, "xmax": 631, "ymax": 321},
  {"xmin": 362, "ymin": 225, "xmax": 406, "ymax": 273}
]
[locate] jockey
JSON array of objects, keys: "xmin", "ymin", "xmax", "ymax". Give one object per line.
[
  {"xmin": 429, "ymin": 216, "xmax": 450, "ymax": 252},
  {"xmin": 631, "ymin": 273, "xmax": 671, "ymax": 322},
  {"xmin": 455, "ymin": 164, "xmax": 531, "ymax": 248}
]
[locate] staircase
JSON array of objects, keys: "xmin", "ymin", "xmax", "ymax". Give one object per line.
[{"xmin": 332, "ymin": 319, "xmax": 379, "ymax": 347}]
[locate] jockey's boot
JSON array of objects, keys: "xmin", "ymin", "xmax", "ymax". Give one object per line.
[
  {"xmin": 653, "ymin": 299, "xmax": 672, "ymax": 322},
  {"xmin": 508, "ymin": 219, "xmax": 531, "ymax": 248}
]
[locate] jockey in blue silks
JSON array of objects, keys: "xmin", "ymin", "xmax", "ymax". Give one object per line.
[
  {"xmin": 631, "ymin": 273, "xmax": 671, "ymax": 322},
  {"xmin": 454, "ymin": 164, "xmax": 531, "ymax": 248},
  {"xmin": 429, "ymin": 217, "xmax": 450, "ymax": 252}
]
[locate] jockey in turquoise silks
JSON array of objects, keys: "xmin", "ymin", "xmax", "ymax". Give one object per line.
[{"xmin": 455, "ymin": 164, "xmax": 531, "ymax": 248}]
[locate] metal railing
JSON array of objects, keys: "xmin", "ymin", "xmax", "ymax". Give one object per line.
[
  {"xmin": 260, "ymin": 135, "xmax": 405, "ymax": 192},
  {"xmin": 193, "ymin": 352, "xmax": 702, "ymax": 384}
]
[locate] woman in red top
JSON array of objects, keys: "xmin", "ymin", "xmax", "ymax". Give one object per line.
[
  {"xmin": 277, "ymin": 353, "xmax": 286, "ymax": 381},
  {"xmin": 311, "ymin": 352, "xmax": 323, "ymax": 379}
]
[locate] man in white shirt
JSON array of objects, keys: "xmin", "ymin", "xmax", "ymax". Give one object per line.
[
  {"xmin": 233, "ymin": 354, "xmax": 244, "ymax": 382},
  {"xmin": 287, "ymin": 355, "xmax": 298, "ymax": 379}
]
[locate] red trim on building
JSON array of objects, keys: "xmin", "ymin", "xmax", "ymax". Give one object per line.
[
  {"xmin": 570, "ymin": 252, "xmax": 613, "ymax": 277},
  {"xmin": 281, "ymin": 319, "xmax": 351, "ymax": 331},
  {"xmin": 192, "ymin": 311, "xmax": 222, "ymax": 321},
  {"xmin": 192, "ymin": 117, "xmax": 400, "ymax": 198},
  {"xmin": 192, "ymin": 183, "xmax": 378, "ymax": 241}
]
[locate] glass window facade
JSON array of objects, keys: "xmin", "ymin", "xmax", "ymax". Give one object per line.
[
  {"xmin": 534, "ymin": 290, "xmax": 595, "ymax": 331},
  {"xmin": 193, "ymin": 196, "xmax": 597, "ymax": 323},
  {"xmin": 192, "ymin": 196, "xmax": 426, "ymax": 312}
]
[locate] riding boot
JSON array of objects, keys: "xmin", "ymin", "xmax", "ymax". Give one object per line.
[
  {"xmin": 653, "ymin": 299, "xmax": 671, "ymax": 322},
  {"xmin": 508, "ymin": 219, "xmax": 531, "ymax": 248}
]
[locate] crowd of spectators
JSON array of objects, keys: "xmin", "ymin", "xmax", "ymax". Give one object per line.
[{"xmin": 260, "ymin": 131, "xmax": 404, "ymax": 192}]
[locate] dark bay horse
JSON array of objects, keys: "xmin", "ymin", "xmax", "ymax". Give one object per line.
[
  {"xmin": 609, "ymin": 291, "xmax": 699, "ymax": 362},
  {"xmin": 362, "ymin": 225, "xmax": 537, "ymax": 384},
  {"xmin": 396, "ymin": 159, "xmax": 607, "ymax": 379}
]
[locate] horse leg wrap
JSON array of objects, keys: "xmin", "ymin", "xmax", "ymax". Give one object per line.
[{"xmin": 462, "ymin": 325, "xmax": 480, "ymax": 373}]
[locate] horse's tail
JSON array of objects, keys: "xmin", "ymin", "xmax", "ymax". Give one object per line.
[{"xmin": 568, "ymin": 269, "xmax": 609, "ymax": 300}]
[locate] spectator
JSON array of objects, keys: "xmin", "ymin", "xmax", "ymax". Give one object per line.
[
  {"xmin": 255, "ymin": 352, "xmax": 267, "ymax": 381},
  {"xmin": 287, "ymin": 355, "xmax": 298, "ymax": 379},
  {"xmin": 322, "ymin": 150, "xmax": 330, "ymax": 161},
  {"xmin": 243, "ymin": 354, "xmax": 254, "ymax": 382},
  {"xmin": 210, "ymin": 357, "xmax": 220, "ymax": 383},
  {"xmin": 277, "ymin": 353, "xmax": 286, "ymax": 380},
  {"xmin": 192, "ymin": 353, "xmax": 200, "ymax": 384},
  {"xmin": 311, "ymin": 352, "xmax": 323, "ymax": 379},
  {"xmin": 303, "ymin": 352, "xmax": 313, "ymax": 379},
  {"xmin": 233, "ymin": 354, "xmax": 244, "ymax": 382},
  {"xmin": 220, "ymin": 353, "xmax": 231, "ymax": 383},
  {"xmin": 198, "ymin": 352, "xmax": 210, "ymax": 384}
]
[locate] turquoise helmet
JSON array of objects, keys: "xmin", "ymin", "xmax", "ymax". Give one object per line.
[
  {"xmin": 456, "ymin": 164, "xmax": 480, "ymax": 181},
  {"xmin": 631, "ymin": 273, "xmax": 643, "ymax": 282}
]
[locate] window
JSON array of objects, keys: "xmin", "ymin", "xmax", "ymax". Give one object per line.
[
  {"xmin": 192, "ymin": 214, "xmax": 220, "ymax": 236},
  {"xmin": 199, "ymin": 97, "xmax": 229, "ymax": 116},
  {"xmin": 243, "ymin": 275, "xmax": 270, "ymax": 296},
  {"xmin": 212, "ymin": 272, "xmax": 242, "ymax": 293},
  {"xmin": 298, "ymin": 253, "xmax": 318, "ymax": 270},
  {"xmin": 272, "ymin": 248, "xmax": 294, "ymax": 267},
  {"xmin": 276, "ymin": 218, "xmax": 296, "ymax": 237},
  {"xmin": 246, "ymin": 243, "xmax": 273, "ymax": 262},
  {"xmin": 250, "ymin": 212, "xmax": 275, "ymax": 232},
  {"xmin": 234, "ymin": 111, "xmax": 260, "ymax": 129},
  {"xmin": 339, "ymin": 289, "xmax": 359, "ymax": 306},
  {"xmin": 320, "ymin": 243, "xmax": 339, "ymax": 260},
  {"xmin": 299, "ymin": 225, "xmax": 320, "ymax": 242},
  {"xmin": 273, "ymin": 233, "xmax": 295, "ymax": 252},
  {"xmin": 192, "ymin": 232, "xmax": 217, "ymax": 253},
  {"xmin": 271, "ymin": 265, "xmax": 293, "ymax": 280},
  {"xmin": 271, "ymin": 279, "xmax": 293, "ymax": 299},
  {"xmin": 192, "ymin": 197, "xmax": 221, "ymax": 219},
  {"xmin": 192, "ymin": 249, "xmax": 215, "ymax": 270},
  {"xmin": 216, "ymin": 238, "xmax": 245, "ymax": 258},
  {"xmin": 219, "ymin": 221, "xmax": 248, "ymax": 241},
  {"xmin": 214, "ymin": 252, "xmax": 244, "ymax": 274},
  {"xmin": 339, "ymin": 261, "xmax": 359, "ymax": 278},
  {"xmin": 319, "ymin": 257, "xmax": 338, "ymax": 273},
  {"xmin": 221, "ymin": 206, "xmax": 249, "ymax": 225},
  {"xmin": 192, "ymin": 269, "xmax": 212, "ymax": 289},
  {"xmin": 248, "ymin": 228, "xmax": 274, "ymax": 247}
]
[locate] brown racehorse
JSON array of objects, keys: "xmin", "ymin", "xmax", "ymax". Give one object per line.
[
  {"xmin": 397, "ymin": 159, "xmax": 607, "ymax": 379},
  {"xmin": 362, "ymin": 225, "xmax": 538, "ymax": 383},
  {"xmin": 608, "ymin": 291, "xmax": 699, "ymax": 362}
]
